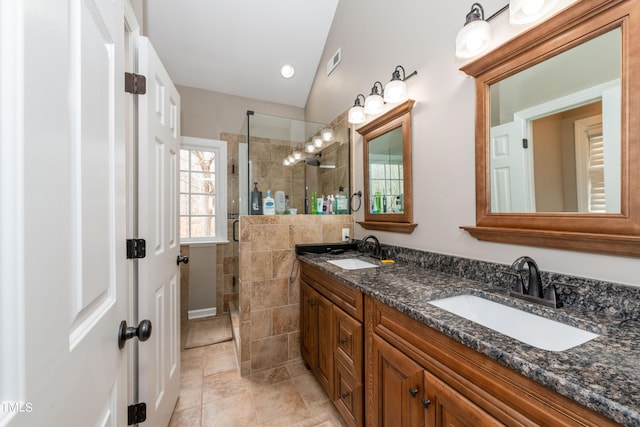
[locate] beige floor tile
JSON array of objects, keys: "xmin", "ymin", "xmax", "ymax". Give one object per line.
[
  {"xmin": 251, "ymin": 378, "xmax": 308, "ymax": 424},
  {"xmin": 286, "ymin": 360, "xmax": 311, "ymax": 378},
  {"xmin": 174, "ymin": 375, "xmax": 203, "ymax": 412},
  {"xmin": 202, "ymin": 368, "xmax": 251, "ymax": 404},
  {"xmin": 169, "ymin": 405, "xmax": 201, "ymax": 427},
  {"xmin": 203, "ymin": 347, "xmax": 238, "ymax": 376},
  {"xmin": 249, "ymin": 366, "xmax": 291, "ymax": 385},
  {"xmin": 201, "ymin": 391, "xmax": 258, "ymax": 427},
  {"xmin": 291, "ymin": 373, "xmax": 330, "ymax": 407}
]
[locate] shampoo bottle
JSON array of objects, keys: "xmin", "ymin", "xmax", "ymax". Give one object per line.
[
  {"xmin": 251, "ymin": 182, "xmax": 263, "ymax": 215},
  {"xmin": 263, "ymin": 190, "xmax": 275, "ymax": 215},
  {"xmin": 275, "ymin": 190, "xmax": 286, "ymax": 214},
  {"xmin": 336, "ymin": 187, "xmax": 348, "ymax": 214}
]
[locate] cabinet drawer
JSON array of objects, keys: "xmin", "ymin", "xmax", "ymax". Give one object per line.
[
  {"xmin": 333, "ymin": 305, "xmax": 363, "ymax": 382},
  {"xmin": 301, "ymin": 263, "xmax": 363, "ymax": 321},
  {"xmin": 334, "ymin": 357, "xmax": 363, "ymax": 427}
]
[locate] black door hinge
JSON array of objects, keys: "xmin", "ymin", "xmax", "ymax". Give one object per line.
[
  {"xmin": 128, "ymin": 402, "xmax": 146, "ymax": 425},
  {"xmin": 522, "ymin": 138, "xmax": 529, "ymax": 149},
  {"xmin": 125, "ymin": 72, "xmax": 147, "ymax": 95},
  {"xmin": 126, "ymin": 239, "xmax": 146, "ymax": 259}
]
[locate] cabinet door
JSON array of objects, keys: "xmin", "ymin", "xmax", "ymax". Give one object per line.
[
  {"xmin": 301, "ymin": 280, "xmax": 334, "ymax": 396},
  {"xmin": 423, "ymin": 370, "xmax": 503, "ymax": 427},
  {"xmin": 334, "ymin": 304, "xmax": 363, "ymax": 381},
  {"xmin": 335, "ymin": 357, "xmax": 363, "ymax": 427},
  {"xmin": 316, "ymin": 289, "xmax": 334, "ymax": 396},
  {"xmin": 372, "ymin": 335, "xmax": 425, "ymax": 427},
  {"xmin": 301, "ymin": 280, "xmax": 318, "ymax": 369}
]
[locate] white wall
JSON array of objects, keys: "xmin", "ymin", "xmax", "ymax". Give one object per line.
[{"xmin": 304, "ymin": 0, "xmax": 639, "ymax": 287}]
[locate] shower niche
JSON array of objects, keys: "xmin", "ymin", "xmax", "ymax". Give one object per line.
[{"xmin": 240, "ymin": 111, "xmax": 351, "ymax": 215}]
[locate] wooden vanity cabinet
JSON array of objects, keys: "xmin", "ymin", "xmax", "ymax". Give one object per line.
[
  {"xmin": 300, "ymin": 263, "xmax": 364, "ymax": 427},
  {"xmin": 365, "ymin": 296, "xmax": 620, "ymax": 427}
]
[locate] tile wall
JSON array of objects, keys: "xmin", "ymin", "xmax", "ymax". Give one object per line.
[{"xmin": 238, "ymin": 214, "xmax": 354, "ymax": 376}]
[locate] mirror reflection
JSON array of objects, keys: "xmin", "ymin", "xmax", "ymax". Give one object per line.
[
  {"xmin": 368, "ymin": 127, "xmax": 404, "ymax": 214},
  {"xmin": 489, "ymin": 28, "xmax": 621, "ymax": 213}
]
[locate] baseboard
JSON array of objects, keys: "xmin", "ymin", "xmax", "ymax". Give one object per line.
[{"xmin": 188, "ymin": 307, "xmax": 217, "ymax": 320}]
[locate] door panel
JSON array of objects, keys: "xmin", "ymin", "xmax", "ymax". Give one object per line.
[
  {"xmin": 137, "ymin": 36, "xmax": 181, "ymax": 427},
  {"xmin": 0, "ymin": 0, "xmax": 128, "ymax": 425},
  {"xmin": 372, "ymin": 335, "xmax": 424, "ymax": 427}
]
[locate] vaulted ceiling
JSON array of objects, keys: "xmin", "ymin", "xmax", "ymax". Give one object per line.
[{"xmin": 146, "ymin": 1, "xmax": 340, "ymax": 108}]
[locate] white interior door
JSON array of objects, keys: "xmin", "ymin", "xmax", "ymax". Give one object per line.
[
  {"xmin": 490, "ymin": 120, "xmax": 534, "ymax": 212},
  {"xmin": 0, "ymin": 0, "xmax": 128, "ymax": 426},
  {"xmin": 137, "ymin": 36, "xmax": 181, "ymax": 427}
]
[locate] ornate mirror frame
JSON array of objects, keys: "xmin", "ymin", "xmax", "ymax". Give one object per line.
[
  {"xmin": 357, "ymin": 99, "xmax": 417, "ymax": 233},
  {"xmin": 460, "ymin": 0, "xmax": 640, "ymax": 257}
]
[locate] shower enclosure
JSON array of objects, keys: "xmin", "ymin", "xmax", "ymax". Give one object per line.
[
  {"xmin": 241, "ymin": 111, "xmax": 350, "ymax": 214},
  {"xmin": 226, "ymin": 112, "xmax": 350, "ymax": 358}
]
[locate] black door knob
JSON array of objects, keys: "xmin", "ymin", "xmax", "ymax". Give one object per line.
[
  {"xmin": 118, "ymin": 319, "xmax": 152, "ymax": 349},
  {"xmin": 177, "ymin": 255, "xmax": 189, "ymax": 265},
  {"xmin": 409, "ymin": 387, "xmax": 419, "ymax": 397}
]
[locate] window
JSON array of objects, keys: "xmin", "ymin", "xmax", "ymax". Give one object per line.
[{"xmin": 180, "ymin": 137, "xmax": 227, "ymax": 243}]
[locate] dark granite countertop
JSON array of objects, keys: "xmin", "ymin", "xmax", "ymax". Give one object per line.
[{"xmin": 297, "ymin": 251, "xmax": 640, "ymax": 426}]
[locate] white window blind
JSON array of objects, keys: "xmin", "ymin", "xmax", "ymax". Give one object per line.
[{"xmin": 587, "ymin": 130, "xmax": 605, "ymax": 213}]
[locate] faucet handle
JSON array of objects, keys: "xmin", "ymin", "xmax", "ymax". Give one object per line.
[
  {"xmin": 543, "ymin": 284, "xmax": 564, "ymax": 308},
  {"xmin": 504, "ymin": 271, "xmax": 525, "ymax": 294}
]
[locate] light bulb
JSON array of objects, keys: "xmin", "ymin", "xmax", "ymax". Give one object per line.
[
  {"xmin": 321, "ymin": 128, "xmax": 333, "ymax": 141},
  {"xmin": 293, "ymin": 150, "xmax": 302, "ymax": 160},
  {"xmin": 305, "ymin": 143, "xmax": 315, "ymax": 153},
  {"xmin": 287, "ymin": 154, "xmax": 295, "ymax": 163},
  {"xmin": 280, "ymin": 64, "xmax": 295, "ymax": 79},
  {"xmin": 313, "ymin": 137, "xmax": 323, "ymax": 148},
  {"xmin": 283, "ymin": 159, "xmax": 290, "ymax": 166}
]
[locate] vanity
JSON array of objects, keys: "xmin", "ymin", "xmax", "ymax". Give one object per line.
[{"xmin": 297, "ymin": 250, "xmax": 639, "ymax": 426}]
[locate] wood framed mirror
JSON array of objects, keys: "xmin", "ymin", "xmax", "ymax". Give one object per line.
[
  {"xmin": 357, "ymin": 99, "xmax": 417, "ymax": 233},
  {"xmin": 460, "ymin": 0, "xmax": 640, "ymax": 257}
]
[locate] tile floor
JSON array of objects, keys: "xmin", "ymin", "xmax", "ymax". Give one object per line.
[{"xmin": 169, "ymin": 339, "xmax": 348, "ymax": 426}]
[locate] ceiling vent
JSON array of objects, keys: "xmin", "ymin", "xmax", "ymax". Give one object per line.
[{"xmin": 326, "ymin": 47, "xmax": 341, "ymax": 76}]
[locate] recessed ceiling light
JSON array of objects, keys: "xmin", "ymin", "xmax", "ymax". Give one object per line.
[{"xmin": 280, "ymin": 64, "xmax": 295, "ymax": 79}]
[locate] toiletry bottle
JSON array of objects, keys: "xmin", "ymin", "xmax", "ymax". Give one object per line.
[
  {"xmin": 311, "ymin": 191, "xmax": 317, "ymax": 215},
  {"xmin": 375, "ymin": 192, "xmax": 382, "ymax": 213},
  {"xmin": 275, "ymin": 190, "xmax": 286, "ymax": 214},
  {"xmin": 263, "ymin": 190, "xmax": 275, "ymax": 215},
  {"xmin": 317, "ymin": 194, "xmax": 324, "ymax": 215},
  {"xmin": 251, "ymin": 182, "xmax": 263, "ymax": 215},
  {"xmin": 285, "ymin": 195, "xmax": 290, "ymax": 214},
  {"xmin": 336, "ymin": 187, "xmax": 348, "ymax": 214}
]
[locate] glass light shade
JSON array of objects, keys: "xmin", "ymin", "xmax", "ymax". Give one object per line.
[
  {"xmin": 293, "ymin": 150, "xmax": 303, "ymax": 160},
  {"xmin": 283, "ymin": 159, "xmax": 290, "ymax": 166},
  {"xmin": 509, "ymin": 0, "xmax": 558, "ymax": 24},
  {"xmin": 313, "ymin": 137, "xmax": 323, "ymax": 148},
  {"xmin": 287, "ymin": 154, "xmax": 295, "ymax": 163},
  {"xmin": 384, "ymin": 79, "xmax": 408, "ymax": 104},
  {"xmin": 364, "ymin": 94, "xmax": 384, "ymax": 115},
  {"xmin": 305, "ymin": 143, "xmax": 315, "ymax": 153},
  {"xmin": 321, "ymin": 128, "xmax": 333, "ymax": 141},
  {"xmin": 348, "ymin": 105, "xmax": 366, "ymax": 124},
  {"xmin": 455, "ymin": 19, "xmax": 491, "ymax": 59}
]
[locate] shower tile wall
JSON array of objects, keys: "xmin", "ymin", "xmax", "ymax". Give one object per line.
[{"xmin": 238, "ymin": 214, "xmax": 354, "ymax": 376}]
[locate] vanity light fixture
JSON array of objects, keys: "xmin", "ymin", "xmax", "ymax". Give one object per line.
[
  {"xmin": 455, "ymin": 3, "xmax": 492, "ymax": 59},
  {"xmin": 321, "ymin": 128, "xmax": 333, "ymax": 141},
  {"xmin": 509, "ymin": 0, "xmax": 558, "ymax": 24},
  {"xmin": 305, "ymin": 142, "xmax": 315, "ymax": 153},
  {"xmin": 313, "ymin": 136, "xmax": 324, "ymax": 148},
  {"xmin": 383, "ymin": 66, "xmax": 418, "ymax": 104},
  {"xmin": 348, "ymin": 94, "xmax": 367, "ymax": 124},
  {"xmin": 364, "ymin": 81, "xmax": 385, "ymax": 115}
]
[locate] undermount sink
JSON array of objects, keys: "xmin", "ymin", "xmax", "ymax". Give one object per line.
[
  {"xmin": 428, "ymin": 294, "xmax": 599, "ymax": 352},
  {"xmin": 327, "ymin": 258, "xmax": 379, "ymax": 270}
]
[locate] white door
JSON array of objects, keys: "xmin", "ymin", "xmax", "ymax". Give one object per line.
[
  {"xmin": 489, "ymin": 121, "xmax": 534, "ymax": 212},
  {"xmin": 0, "ymin": 0, "xmax": 128, "ymax": 426},
  {"xmin": 137, "ymin": 36, "xmax": 181, "ymax": 427}
]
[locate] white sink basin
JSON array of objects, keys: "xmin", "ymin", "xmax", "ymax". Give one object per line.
[
  {"xmin": 327, "ymin": 258, "xmax": 379, "ymax": 270},
  {"xmin": 428, "ymin": 294, "xmax": 599, "ymax": 352}
]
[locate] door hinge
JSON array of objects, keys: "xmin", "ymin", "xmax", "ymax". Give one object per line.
[
  {"xmin": 126, "ymin": 239, "xmax": 146, "ymax": 259},
  {"xmin": 522, "ymin": 138, "xmax": 529, "ymax": 149},
  {"xmin": 128, "ymin": 402, "xmax": 147, "ymax": 425},
  {"xmin": 124, "ymin": 72, "xmax": 147, "ymax": 95}
]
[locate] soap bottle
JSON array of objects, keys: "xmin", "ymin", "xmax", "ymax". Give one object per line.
[
  {"xmin": 263, "ymin": 190, "xmax": 275, "ymax": 215},
  {"xmin": 275, "ymin": 190, "xmax": 286, "ymax": 214},
  {"xmin": 336, "ymin": 186, "xmax": 348, "ymax": 214},
  {"xmin": 251, "ymin": 182, "xmax": 263, "ymax": 215},
  {"xmin": 311, "ymin": 191, "xmax": 317, "ymax": 215},
  {"xmin": 316, "ymin": 194, "xmax": 324, "ymax": 214}
]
